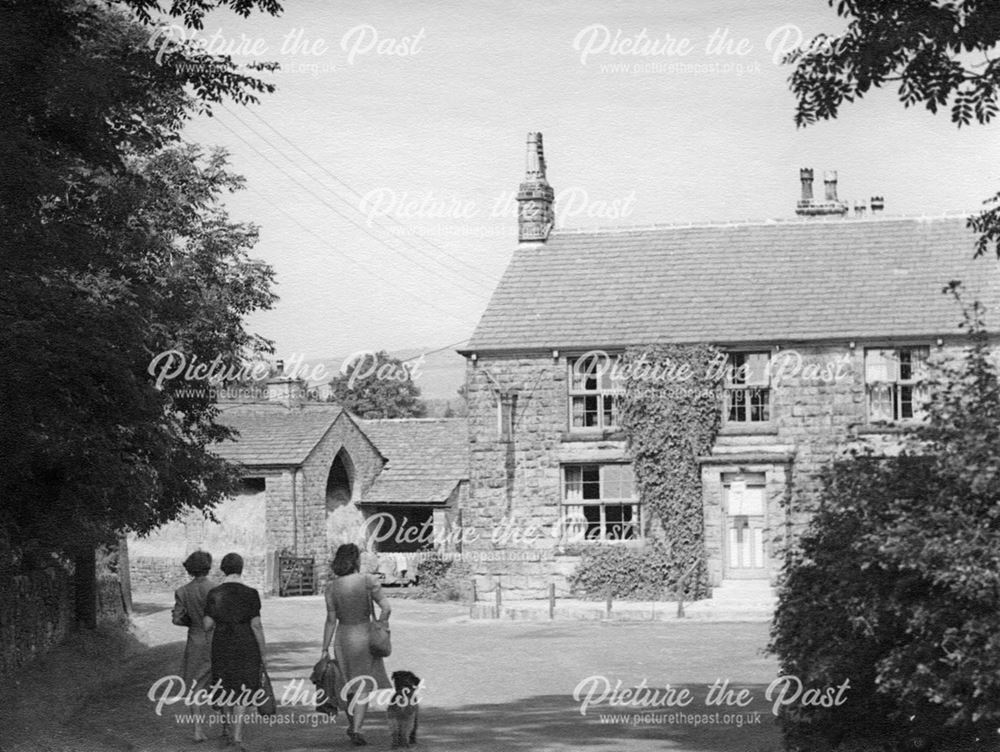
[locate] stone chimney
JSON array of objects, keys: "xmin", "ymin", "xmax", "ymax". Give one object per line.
[
  {"xmin": 799, "ymin": 168, "xmax": 814, "ymax": 202},
  {"xmin": 795, "ymin": 167, "xmax": 848, "ymax": 218},
  {"xmin": 854, "ymin": 201, "xmax": 867, "ymax": 218},
  {"xmin": 267, "ymin": 376, "xmax": 306, "ymax": 406},
  {"xmin": 266, "ymin": 361, "xmax": 306, "ymax": 405},
  {"xmin": 870, "ymin": 196, "xmax": 885, "ymax": 214},
  {"xmin": 517, "ymin": 132, "xmax": 555, "ymax": 242},
  {"xmin": 823, "ymin": 170, "xmax": 839, "ymax": 202}
]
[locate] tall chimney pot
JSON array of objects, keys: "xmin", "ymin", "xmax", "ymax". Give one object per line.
[
  {"xmin": 799, "ymin": 168, "xmax": 814, "ymax": 202},
  {"xmin": 824, "ymin": 170, "xmax": 839, "ymax": 202},
  {"xmin": 870, "ymin": 196, "xmax": 884, "ymax": 213}
]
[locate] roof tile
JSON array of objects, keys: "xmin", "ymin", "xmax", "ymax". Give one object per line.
[{"xmin": 467, "ymin": 217, "xmax": 1000, "ymax": 350}]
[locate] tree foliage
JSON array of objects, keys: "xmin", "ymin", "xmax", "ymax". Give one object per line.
[
  {"xmin": 770, "ymin": 287, "xmax": 1000, "ymax": 750},
  {"xmin": 1, "ymin": 0, "xmax": 280, "ymax": 553},
  {"xmin": 786, "ymin": 0, "xmax": 1000, "ymax": 257},
  {"xmin": 328, "ymin": 351, "xmax": 427, "ymax": 419}
]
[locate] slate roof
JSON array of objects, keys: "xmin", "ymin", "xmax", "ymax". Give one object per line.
[
  {"xmin": 360, "ymin": 418, "xmax": 469, "ymax": 505},
  {"xmin": 466, "ymin": 216, "xmax": 1000, "ymax": 352},
  {"xmin": 212, "ymin": 404, "xmax": 344, "ymax": 467}
]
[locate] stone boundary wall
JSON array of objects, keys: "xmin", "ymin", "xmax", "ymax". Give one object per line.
[
  {"xmin": 130, "ymin": 555, "xmax": 269, "ymax": 593},
  {"xmin": 97, "ymin": 574, "xmax": 129, "ymax": 626},
  {"xmin": 0, "ymin": 566, "xmax": 74, "ymax": 677}
]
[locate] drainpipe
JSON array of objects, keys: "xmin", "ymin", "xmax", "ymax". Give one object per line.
[{"xmin": 291, "ymin": 467, "xmax": 300, "ymax": 557}]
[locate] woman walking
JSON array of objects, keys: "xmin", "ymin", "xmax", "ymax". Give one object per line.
[
  {"xmin": 204, "ymin": 553, "xmax": 267, "ymax": 751},
  {"xmin": 171, "ymin": 550, "xmax": 214, "ymax": 743},
  {"xmin": 321, "ymin": 543, "xmax": 391, "ymax": 746}
]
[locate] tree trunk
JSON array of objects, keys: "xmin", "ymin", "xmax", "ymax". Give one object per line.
[{"xmin": 117, "ymin": 536, "xmax": 132, "ymax": 614}]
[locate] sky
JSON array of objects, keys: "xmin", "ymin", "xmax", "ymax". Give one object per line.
[{"xmin": 175, "ymin": 0, "xmax": 1000, "ymax": 363}]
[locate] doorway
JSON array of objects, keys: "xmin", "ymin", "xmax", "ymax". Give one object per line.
[{"xmin": 722, "ymin": 472, "xmax": 768, "ymax": 579}]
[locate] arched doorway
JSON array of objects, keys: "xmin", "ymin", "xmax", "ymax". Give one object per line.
[
  {"xmin": 326, "ymin": 449, "xmax": 355, "ymax": 512},
  {"xmin": 325, "ymin": 449, "xmax": 362, "ymax": 555}
]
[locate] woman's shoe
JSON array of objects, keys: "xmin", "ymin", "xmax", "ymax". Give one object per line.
[{"xmin": 350, "ymin": 733, "xmax": 368, "ymax": 746}]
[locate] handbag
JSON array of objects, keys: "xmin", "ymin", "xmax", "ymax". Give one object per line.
[
  {"xmin": 258, "ymin": 667, "xmax": 277, "ymax": 716},
  {"xmin": 311, "ymin": 655, "xmax": 345, "ymax": 715},
  {"xmin": 171, "ymin": 599, "xmax": 191, "ymax": 627},
  {"xmin": 368, "ymin": 592, "xmax": 392, "ymax": 658}
]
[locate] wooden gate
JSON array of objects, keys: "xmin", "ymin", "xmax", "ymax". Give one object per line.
[{"xmin": 278, "ymin": 555, "xmax": 316, "ymax": 596}]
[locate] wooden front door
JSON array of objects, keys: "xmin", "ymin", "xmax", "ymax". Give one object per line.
[{"xmin": 723, "ymin": 477, "xmax": 768, "ymax": 579}]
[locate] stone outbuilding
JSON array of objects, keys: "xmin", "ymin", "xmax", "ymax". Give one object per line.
[{"xmin": 128, "ymin": 400, "xmax": 469, "ymax": 594}]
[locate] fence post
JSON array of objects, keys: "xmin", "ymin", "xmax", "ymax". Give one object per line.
[
  {"xmin": 605, "ymin": 588, "xmax": 613, "ymax": 618},
  {"xmin": 471, "ymin": 579, "xmax": 477, "ymax": 603},
  {"xmin": 549, "ymin": 583, "xmax": 555, "ymax": 620},
  {"xmin": 495, "ymin": 578, "xmax": 502, "ymax": 619}
]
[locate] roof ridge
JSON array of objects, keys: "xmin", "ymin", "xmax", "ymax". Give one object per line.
[
  {"xmin": 362, "ymin": 417, "xmax": 467, "ymax": 423},
  {"xmin": 549, "ymin": 212, "xmax": 973, "ymax": 236}
]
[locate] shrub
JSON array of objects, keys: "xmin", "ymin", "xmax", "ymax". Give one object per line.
[
  {"xmin": 770, "ymin": 291, "xmax": 1000, "ymax": 751},
  {"xmin": 570, "ymin": 539, "xmax": 703, "ymax": 600},
  {"xmin": 412, "ymin": 553, "xmax": 472, "ymax": 601}
]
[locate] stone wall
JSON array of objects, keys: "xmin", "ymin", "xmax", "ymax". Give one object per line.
[
  {"xmin": 0, "ymin": 566, "xmax": 74, "ymax": 676},
  {"xmin": 464, "ymin": 355, "xmax": 584, "ymax": 598},
  {"xmin": 129, "ymin": 482, "xmax": 272, "ymax": 592},
  {"xmin": 97, "ymin": 574, "xmax": 129, "ymax": 625},
  {"xmin": 129, "ymin": 554, "xmax": 268, "ymax": 592}
]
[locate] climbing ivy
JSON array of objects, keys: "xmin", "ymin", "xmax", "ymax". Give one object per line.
[{"xmin": 571, "ymin": 344, "xmax": 723, "ymax": 600}]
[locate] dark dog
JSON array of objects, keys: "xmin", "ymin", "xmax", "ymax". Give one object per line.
[{"xmin": 387, "ymin": 670, "xmax": 421, "ymax": 747}]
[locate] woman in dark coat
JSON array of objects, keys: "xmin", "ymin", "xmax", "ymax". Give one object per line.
[
  {"xmin": 171, "ymin": 550, "xmax": 214, "ymax": 742},
  {"xmin": 204, "ymin": 552, "xmax": 267, "ymax": 750},
  {"xmin": 321, "ymin": 543, "xmax": 391, "ymax": 746}
]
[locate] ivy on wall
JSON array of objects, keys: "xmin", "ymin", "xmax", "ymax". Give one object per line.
[{"xmin": 571, "ymin": 344, "xmax": 723, "ymax": 600}]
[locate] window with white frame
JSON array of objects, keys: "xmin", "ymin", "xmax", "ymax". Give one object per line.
[
  {"xmin": 562, "ymin": 464, "xmax": 640, "ymax": 542},
  {"xmin": 568, "ymin": 356, "xmax": 623, "ymax": 431},
  {"xmin": 724, "ymin": 352, "xmax": 772, "ymax": 424},
  {"xmin": 865, "ymin": 347, "xmax": 929, "ymax": 422}
]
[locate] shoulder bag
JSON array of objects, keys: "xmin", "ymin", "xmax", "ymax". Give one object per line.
[{"xmin": 368, "ymin": 590, "xmax": 391, "ymax": 658}]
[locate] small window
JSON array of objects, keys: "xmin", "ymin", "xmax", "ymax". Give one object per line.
[
  {"xmin": 239, "ymin": 477, "xmax": 266, "ymax": 493},
  {"xmin": 865, "ymin": 347, "xmax": 928, "ymax": 423},
  {"xmin": 562, "ymin": 464, "xmax": 640, "ymax": 542},
  {"xmin": 568, "ymin": 356, "xmax": 623, "ymax": 431},
  {"xmin": 724, "ymin": 352, "xmax": 771, "ymax": 424}
]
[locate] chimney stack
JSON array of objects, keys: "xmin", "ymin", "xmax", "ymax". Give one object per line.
[
  {"xmin": 823, "ymin": 171, "xmax": 839, "ymax": 202},
  {"xmin": 795, "ymin": 167, "xmax": 848, "ymax": 218},
  {"xmin": 870, "ymin": 196, "xmax": 885, "ymax": 214},
  {"xmin": 854, "ymin": 201, "xmax": 866, "ymax": 218},
  {"xmin": 517, "ymin": 132, "xmax": 555, "ymax": 243},
  {"xmin": 799, "ymin": 168, "xmax": 814, "ymax": 202}
]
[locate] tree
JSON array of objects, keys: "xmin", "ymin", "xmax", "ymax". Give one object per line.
[
  {"xmin": 770, "ymin": 288, "xmax": 1000, "ymax": 750},
  {"xmin": 328, "ymin": 351, "xmax": 427, "ymax": 419},
  {"xmin": 0, "ymin": 0, "xmax": 280, "ymax": 558},
  {"xmin": 785, "ymin": 0, "xmax": 1000, "ymax": 257}
]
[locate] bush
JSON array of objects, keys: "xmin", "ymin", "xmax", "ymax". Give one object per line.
[
  {"xmin": 770, "ymin": 293, "xmax": 1000, "ymax": 751},
  {"xmin": 570, "ymin": 539, "xmax": 701, "ymax": 600},
  {"xmin": 412, "ymin": 554, "xmax": 472, "ymax": 602}
]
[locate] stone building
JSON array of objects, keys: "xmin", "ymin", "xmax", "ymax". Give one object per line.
[
  {"xmin": 457, "ymin": 132, "xmax": 1000, "ymax": 598},
  {"xmin": 129, "ymin": 384, "xmax": 469, "ymax": 593}
]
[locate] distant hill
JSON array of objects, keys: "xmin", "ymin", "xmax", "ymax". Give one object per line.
[{"xmin": 302, "ymin": 346, "xmax": 467, "ymax": 403}]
